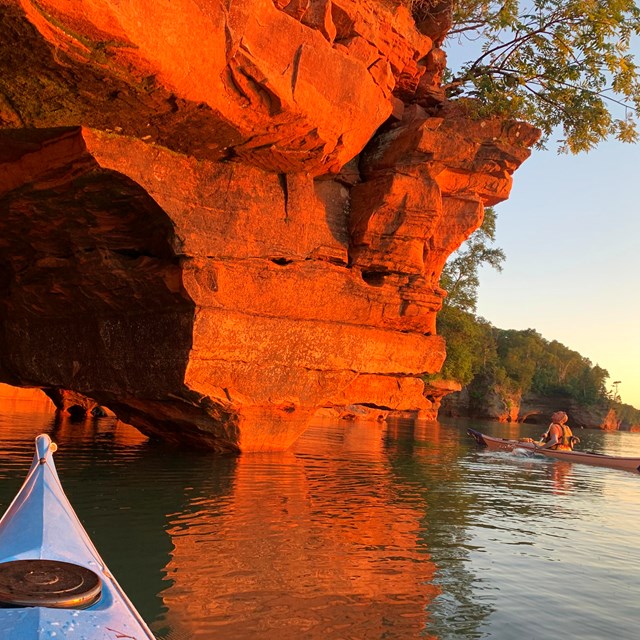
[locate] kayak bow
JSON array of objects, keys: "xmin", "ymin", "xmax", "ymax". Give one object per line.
[
  {"xmin": 467, "ymin": 428, "xmax": 640, "ymax": 473},
  {"xmin": 0, "ymin": 434, "xmax": 155, "ymax": 639}
]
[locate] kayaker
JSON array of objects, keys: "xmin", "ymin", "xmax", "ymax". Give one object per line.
[{"xmin": 538, "ymin": 411, "xmax": 579, "ymax": 450}]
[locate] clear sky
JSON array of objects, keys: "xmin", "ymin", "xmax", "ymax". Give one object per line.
[
  {"xmin": 442, "ymin": 18, "xmax": 640, "ymax": 409},
  {"xmin": 475, "ymin": 138, "xmax": 640, "ymax": 408}
]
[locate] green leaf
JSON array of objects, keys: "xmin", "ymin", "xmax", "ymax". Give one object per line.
[{"xmin": 442, "ymin": 0, "xmax": 640, "ymax": 152}]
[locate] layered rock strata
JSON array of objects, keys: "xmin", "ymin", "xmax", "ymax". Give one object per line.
[
  {"xmin": 441, "ymin": 389, "xmax": 630, "ymax": 431},
  {"xmin": 0, "ymin": 0, "xmax": 539, "ymax": 450}
]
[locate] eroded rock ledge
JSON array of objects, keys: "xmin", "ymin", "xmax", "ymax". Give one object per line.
[{"xmin": 0, "ymin": 0, "xmax": 539, "ymax": 450}]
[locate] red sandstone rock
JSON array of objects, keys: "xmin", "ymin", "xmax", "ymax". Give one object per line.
[
  {"xmin": 445, "ymin": 390, "xmax": 627, "ymax": 431},
  {"xmin": 0, "ymin": 0, "xmax": 539, "ymax": 450},
  {"xmin": 0, "ymin": 383, "xmax": 52, "ymax": 405},
  {"xmin": 599, "ymin": 408, "xmax": 621, "ymax": 431},
  {"xmin": 43, "ymin": 388, "xmax": 114, "ymax": 417},
  {"xmin": 0, "ymin": 0, "xmax": 436, "ymax": 174}
]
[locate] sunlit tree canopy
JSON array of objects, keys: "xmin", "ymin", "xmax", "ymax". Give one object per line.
[{"xmin": 410, "ymin": 0, "xmax": 640, "ymax": 152}]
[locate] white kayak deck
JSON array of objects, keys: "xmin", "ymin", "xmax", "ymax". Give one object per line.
[{"xmin": 0, "ymin": 434, "xmax": 155, "ymax": 639}]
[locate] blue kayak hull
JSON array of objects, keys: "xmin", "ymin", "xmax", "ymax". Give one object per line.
[{"xmin": 0, "ymin": 434, "xmax": 155, "ymax": 638}]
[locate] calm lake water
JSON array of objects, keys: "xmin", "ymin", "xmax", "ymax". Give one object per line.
[{"xmin": 1, "ymin": 397, "xmax": 639, "ymax": 639}]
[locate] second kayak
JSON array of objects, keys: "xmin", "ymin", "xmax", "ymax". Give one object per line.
[{"xmin": 467, "ymin": 428, "xmax": 640, "ymax": 473}]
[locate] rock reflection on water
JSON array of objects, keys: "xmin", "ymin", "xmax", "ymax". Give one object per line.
[
  {"xmin": 159, "ymin": 421, "xmax": 440, "ymax": 639},
  {"xmin": 5, "ymin": 400, "xmax": 638, "ymax": 640}
]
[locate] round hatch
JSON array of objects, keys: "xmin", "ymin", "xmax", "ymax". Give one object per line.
[{"xmin": 0, "ymin": 559, "xmax": 102, "ymax": 608}]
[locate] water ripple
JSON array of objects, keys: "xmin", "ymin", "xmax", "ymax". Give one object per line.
[{"xmin": 0, "ymin": 407, "xmax": 639, "ymax": 639}]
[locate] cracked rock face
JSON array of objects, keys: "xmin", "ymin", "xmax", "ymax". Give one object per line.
[{"xmin": 0, "ymin": 0, "xmax": 539, "ymax": 451}]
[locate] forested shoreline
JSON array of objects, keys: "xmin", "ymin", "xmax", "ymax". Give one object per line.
[
  {"xmin": 436, "ymin": 208, "xmax": 640, "ymax": 427},
  {"xmin": 433, "ymin": 306, "xmax": 640, "ymax": 426}
]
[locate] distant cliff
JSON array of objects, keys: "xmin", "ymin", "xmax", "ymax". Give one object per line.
[
  {"xmin": 432, "ymin": 311, "xmax": 640, "ymax": 430},
  {"xmin": 440, "ymin": 387, "xmax": 636, "ymax": 430},
  {"xmin": 0, "ymin": 0, "xmax": 538, "ymax": 450}
]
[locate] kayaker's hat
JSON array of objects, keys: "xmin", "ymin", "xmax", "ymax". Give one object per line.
[{"xmin": 551, "ymin": 411, "xmax": 568, "ymax": 424}]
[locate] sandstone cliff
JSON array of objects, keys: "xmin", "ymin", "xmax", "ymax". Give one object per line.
[
  {"xmin": 441, "ymin": 388, "xmax": 627, "ymax": 431},
  {"xmin": 0, "ymin": 0, "xmax": 539, "ymax": 450}
]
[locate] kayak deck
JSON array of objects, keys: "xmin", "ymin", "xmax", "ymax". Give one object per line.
[
  {"xmin": 0, "ymin": 434, "xmax": 155, "ymax": 639},
  {"xmin": 467, "ymin": 428, "xmax": 640, "ymax": 473}
]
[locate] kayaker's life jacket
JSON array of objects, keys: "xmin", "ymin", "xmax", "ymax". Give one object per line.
[{"xmin": 542, "ymin": 424, "xmax": 574, "ymax": 450}]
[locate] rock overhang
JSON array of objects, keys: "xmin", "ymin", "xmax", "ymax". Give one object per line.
[{"xmin": 0, "ymin": 0, "xmax": 540, "ymax": 450}]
